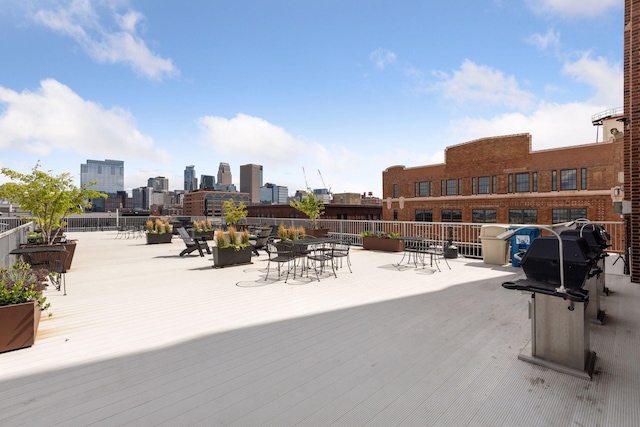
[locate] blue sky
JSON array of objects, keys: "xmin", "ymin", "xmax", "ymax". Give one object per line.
[{"xmin": 0, "ymin": 0, "xmax": 624, "ymax": 197}]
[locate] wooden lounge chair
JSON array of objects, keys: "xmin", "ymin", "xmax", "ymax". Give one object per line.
[
  {"xmin": 249, "ymin": 227, "xmax": 272, "ymax": 256},
  {"xmin": 177, "ymin": 227, "xmax": 210, "ymax": 257}
]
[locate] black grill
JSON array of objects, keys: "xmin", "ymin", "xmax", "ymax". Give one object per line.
[{"xmin": 519, "ymin": 236, "xmax": 596, "ymax": 289}]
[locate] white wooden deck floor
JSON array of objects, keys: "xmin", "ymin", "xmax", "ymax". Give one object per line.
[{"xmin": 0, "ymin": 231, "xmax": 638, "ymax": 426}]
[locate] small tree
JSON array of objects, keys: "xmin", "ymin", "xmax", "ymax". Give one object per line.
[
  {"xmin": 290, "ymin": 191, "xmax": 325, "ymax": 229},
  {"xmin": 0, "ymin": 163, "xmax": 107, "ymax": 244},
  {"xmin": 222, "ymin": 198, "xmax": 248, "ymax": 225}
]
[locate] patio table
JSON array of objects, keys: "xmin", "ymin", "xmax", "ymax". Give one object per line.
[
  {"xmin": 10, "ymin": 245, "xmax": 70, "ymax": 294},
  {"xmin": 397, "ymin": 236, "xmax": 447, "ymax": 272}
]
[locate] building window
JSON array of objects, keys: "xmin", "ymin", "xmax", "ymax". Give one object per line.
[
  {"xmin": 560, "ymin": 169, "xmax": 577, "ymax": 191},
  {"xmin": 442, "ymin": 209, "xmax": 462, "ymax": 222},
  {"xmin": 552, "ymin": 170, "xmax": 557, "ymax": 191},
  {"xmin": 111, "ymin": 167, "xmax": 116, "ymax": 175},
  {"xmin": 472, "ymin": 177, "xmax": 476, "ymax": 194},
  {"xmin": 441, "ymin": 181, "xmax": 444, "ymax": 196},
  {"xmin": 419, "ymin": 181, "xmax": 428, "ymax": 197},
  {"xmin": 478, "ymin": 176, "xmax": 490, "ymax": 194},
  {"xmin": 97, "ymin": 166, "xmax": 102, "ymax": 174},
  {"xmin": 509, "ymin": 209, "xmax": 538, "ymax": 224},
  {"xmin": 581, "ymin": 168, "xmax": 587, "ymax": 190},
  {"xmin": 532, "ymin": 172, "xmax": 537, "ymax": 192},
  {"xmin": 516, "ymin": 173, "xmax": 529, "ymax": 192},
  {"xmin": 446, "ymin": 179, "xmax": 456, "ymax": 196},
  {"xmin": 492, "ymin": 176, "xmax": 497, "ymax": 194},
  {"xmin": 458, "ymin": 179, "xmax": 463, "ymax": 195},
  {"xmin": 393, "ymin": 209, "xmax": 398, "ymax": 221},
  {"xmin": 472, "ymin": 209, "xmax": 496, "ymax": 223},
  {"xmin": 508, "ymin": 174, "xmax": 513, "ymax": 193},
  {"xmin": 415, "ymin": 210, "xmax": 433, "ymax": 222},
  {"xmin": 393, "ymin": 184, "xmax": 398, "ymax": 198},
  {"xmin": 552, "ymin": 208, "xmax": 587, "ymax": 223}
]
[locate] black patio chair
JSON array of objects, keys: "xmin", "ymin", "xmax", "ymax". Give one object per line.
[
  {"xmin": 332, "ymin": 242, "xmax": 352, "ymax": 273},
  {"xmin": 12, "ymin": 247, "xmax": 69, "ymax": 295},
  {"xmin": 177, "ymin": 227, "xmax": 210, "ymax": 257},
  {"xmin": 264, "ymin": 237, "xmax": 294, "ymax": 283}
]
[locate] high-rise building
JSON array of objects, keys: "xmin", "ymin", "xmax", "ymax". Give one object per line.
[
  {"xmin": 200, "ymin": 174, "xmax": 215, "ymax": 189},
  {"xmin": 260, "ymin": 183, "xmax": 288, "ymax": 204},
  {"xmin": 80, "ymin": 159, "xmax": 124, "ymax": 194},
  {"xmin": 184, "ymin": 165, "xmax": 197, "ymax": 192},
  {"xmin": 132, "ymin": 187, "xmax": 153, "ymax": 210},
  {"xmin": 217, "ymin": 162, "xmax": 232, "ymax": 186},
  {"xmin": 148, "ymin": 176, "xmax": 169, "ymax": 192},
  {"xmin": 240, "ymin": 164, "xmax": 263, "ymax": 204}
]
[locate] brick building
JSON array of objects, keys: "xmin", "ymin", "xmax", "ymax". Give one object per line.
[
  {"xmin": 624, "ymin": 0, "xmax": 640, "ymax": 282},
  {"xmin": 246, "ymin": 203, "xmax": 382, "ymax": 220},
  {"xmin": 183, "ymin": 190, "xmax": 250, "ymax": 217},
  {"xmin": 382, "ymin": 133, "xmax": 623, "ymax": 224}
]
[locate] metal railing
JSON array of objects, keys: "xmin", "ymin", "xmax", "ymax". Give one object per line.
[
  {"xmin": 244, "ymin": 218, "xmax": 626, "ymax": 256},
  {"xmin": 0, "ymin": 222, "xmax": 34, "ymax": 270},
  {"xmin": 0, "ymin": 216, "xmax": 626, "ymax": 260}
]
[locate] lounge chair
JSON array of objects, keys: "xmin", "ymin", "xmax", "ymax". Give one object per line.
[
  {"xmin": 249, "ymin": 227, "xmax": 272, "ymax": 256},
  {"xmin": 177, "ymin": 227, "xmax": 210, "ymax": 257}
]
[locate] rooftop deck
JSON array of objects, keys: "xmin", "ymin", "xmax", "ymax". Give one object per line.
[{"xmin": 1, "ymin": 231, "xmax": 638, "ymax": 426}]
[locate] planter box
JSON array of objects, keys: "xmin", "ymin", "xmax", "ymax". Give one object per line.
[
  {"xmin": 61, "ymin": 241, "xmax": 76, "ymax": 272},
  {"xmin": 192, "ymin": 231, "xmax": 214, "ymax": 241},
  {"xmin": 146, "ymin": 233, "xmax": 173, "ymax": 244},
  {"xmin": 18, "ymin": 243, "xmax": 73, "ymax": 272},
  {"xmin": 362, "ymin": 236, "xmax": 404, "ymax": 252},
  {"xmin": 213, "ymin": 246, "xmax": 253, "ymax": 268},
  {"xmin": 0, "ymin": 301, "xmax": 41, "ymax": 353},
  {"xmin": 304, "ymin": 228, "xmax": 329, "ymax": 238}
]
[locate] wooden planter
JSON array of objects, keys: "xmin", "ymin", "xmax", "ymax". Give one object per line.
[
  {"xmin": 0, "ymin": 301, "xmax": 41, "ymax": 353},
  {"xmin": 146, "ymin": 233, "xmax": 173, "ymax": 244},
  {"xmin": 213, "ymin": 246, "xmax": 253, "ymax": 268},
  {"xmin": 362, "ymin": 236, "xmax": 404, "ymax": 252},
  {"xmin": 193, "ymin": 231, "xmax": 214, "ymax": 241},
  {"xmin": 61, "ymin": 241, "xmax": 76, "ymax": 272},
  {"xmin": 18, "ymin": 243, "xmax": 75, "ymax": 271},
  {"xmin": 304, "ymin": 228, "xmax": 330, "ymax": 238}
]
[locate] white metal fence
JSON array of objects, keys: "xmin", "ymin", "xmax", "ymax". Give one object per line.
[{"xmin": 0, "ymin": 216, "xmax": 626, "ymax": 258}]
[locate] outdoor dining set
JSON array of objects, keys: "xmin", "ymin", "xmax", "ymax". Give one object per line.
[
  {"xmin": 263, "ymin": 235, "xmax": 351, "ymax": 283},
  {"xmin": 176, "ymin": 225, "xmax": 352, "ymax": 284}
]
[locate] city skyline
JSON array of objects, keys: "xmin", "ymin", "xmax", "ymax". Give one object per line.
[{"xmin": 0, "ymin": 1, "xmax": 624, "ymax": 197}]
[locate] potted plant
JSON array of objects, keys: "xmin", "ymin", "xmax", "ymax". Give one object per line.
[
  {"xmin": 192, "ymin": 219, "xmax": 214, "ymax": 240},
  {"xmin": 212, "ymin": 226, "xmax": 253, "ymax": 268},
  {"xmin": 0, "ymin": 262, "xmax": 50, "ymax": 353},
  {"xmin": 290, "ymin": 191, "xmax": 328, "ymax": 237},
  {"xmin": 145, "ymin": 218, "xmax": 173, "ymax": 244},
  {"xmin": 222, "ymin": 199, "xmax": 248, "ymax": 229},
  {"xmin": 0, "ymin": 163, "xmax": 106, "ymax": 270},
  {"xmin": 361, "ymin": 231, "xmax": 404, "ymax": 252}
]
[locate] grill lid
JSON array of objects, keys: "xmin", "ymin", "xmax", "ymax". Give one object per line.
[{"xmin": 519, "ymin": 236, "xmax": 596, "ymax": 289}]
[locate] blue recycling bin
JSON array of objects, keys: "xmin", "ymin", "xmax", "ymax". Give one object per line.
[{"xmin": 509, "ymin": 227, "xmax": 541, "ymax": 267}]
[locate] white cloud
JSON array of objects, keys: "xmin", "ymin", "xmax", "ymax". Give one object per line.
[
  {"xmin": 526, "ymin": 0, "xmax": 622, "ymax": 18},
  {"xmin": 441, "ymin": 51, "xmax": 622, "ymax": 153},
  {"xmin": 452, "ymin": 101, "xmax": 611, "ymax": 151},
  {"xmin": 370, "ymin": 48, "xmax": 397, "ymax": 70},
  {"xmin": 196, "ymin": 113, "xmax": 382, "ymax": 195},
  {"xmin": 32, "ymin": 0, "xmax": 177, "ymax": 80},
  {"xmin": 433, "ymin": 60, "xmax": 537, "ymax": 110},
  {"xmin": 526, "ymin": 28, "xmax": 561, "ymax": 52},
  {"xmin": 563, "ymin": 53, "xmax": 623, "ymax": 106},
  {"xmin": 0, "ymin": 79, "xmax": 168, "ymax": 162}
]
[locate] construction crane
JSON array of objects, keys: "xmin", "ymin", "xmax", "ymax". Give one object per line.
[
  {"xmin": 318, "ymin": 169, "xmax": 331, "ymax": 195},
  {"xmin": 302, "ymin": 166, "xmax": 310, "ymax": 191}
]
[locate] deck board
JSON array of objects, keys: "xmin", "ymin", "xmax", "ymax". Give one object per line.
[{"xmin": 0, "ymin": 231, "xmax": 638, "ymax": 426}]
